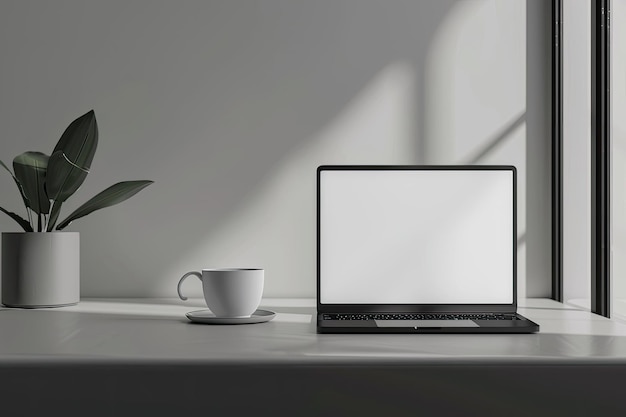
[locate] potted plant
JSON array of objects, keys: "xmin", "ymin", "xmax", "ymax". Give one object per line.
[{"xmin": 0, "ymin": 110, "xmax": 152, "ymax": 307}]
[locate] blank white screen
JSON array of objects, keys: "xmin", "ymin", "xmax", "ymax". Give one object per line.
[{"xmin": 320, "ymin": 169, "xmax": 514, "ymax": 304}]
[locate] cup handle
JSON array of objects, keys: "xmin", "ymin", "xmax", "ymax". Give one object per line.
[{"xmin": 177, "ymin": 271, "xmax": 202, "ymax": 301}]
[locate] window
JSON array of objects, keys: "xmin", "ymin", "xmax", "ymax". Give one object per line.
[{"xmin": 558, "ymin": 0, "xmax": 611, "ymax": 317}]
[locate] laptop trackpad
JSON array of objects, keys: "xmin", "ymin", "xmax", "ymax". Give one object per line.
[{"xmin": 374, "ymin": 320, "xmax": 479, "ymax": 328}]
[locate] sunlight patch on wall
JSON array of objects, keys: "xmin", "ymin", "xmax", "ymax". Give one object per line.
[
  {"xmin": 424, "ymin": 0, "xmax": 525, "ymax": 164},
  {"xmin": 423, "ymin": 0, "xmax": 527, "ymax": 298},
  {"xmin": 163, "ymin": 62, "xmax": 417, "ymax": 298}
]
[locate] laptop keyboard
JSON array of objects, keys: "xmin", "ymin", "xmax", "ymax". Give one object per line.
[{"xmin": 323, "ymin": 313, "xmax": 520, "ymax": 321}]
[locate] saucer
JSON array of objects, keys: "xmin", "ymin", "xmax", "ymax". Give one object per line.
[{"xmin": 186, "ymin": 309, "xmax": 276, "ymax": 325}]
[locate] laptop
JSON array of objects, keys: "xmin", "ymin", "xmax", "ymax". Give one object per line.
[{"xmin": 316, "ymin": 165, "xmax": 539, "ymax": 334}]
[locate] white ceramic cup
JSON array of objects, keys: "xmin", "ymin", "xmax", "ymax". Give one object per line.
[{"xmin": 177, "ymin": 268, "xmax": 264, "ymax": 318}]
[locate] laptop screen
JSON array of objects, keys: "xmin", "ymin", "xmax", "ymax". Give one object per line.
[{"xmin": 318, "ymin": 166, "xmax": 515, "ymax": 305}]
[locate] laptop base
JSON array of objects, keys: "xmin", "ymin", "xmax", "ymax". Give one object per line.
[{"xmin": 317, "ymin": 314, "xmax": 539, "ymax": 334}]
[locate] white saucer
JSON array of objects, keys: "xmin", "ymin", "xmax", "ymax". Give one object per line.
[{"xmin": 186, "ymin": 309, "xmax": 276, "ymax": 325}]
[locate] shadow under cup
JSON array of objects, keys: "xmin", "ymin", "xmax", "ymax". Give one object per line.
[{"xmin": 178, "ymin": 268, "xmax": 264, "ymax": 318}]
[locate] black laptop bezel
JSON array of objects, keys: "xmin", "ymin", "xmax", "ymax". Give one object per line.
[{"xmin": 317, "ymin": 165, "xmax": 518, "ymax": 315}]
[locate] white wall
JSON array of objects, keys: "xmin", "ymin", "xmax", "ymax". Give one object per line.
[{"xmin": 0, "ymin": 1, "xmax": 551, "ymax": 299}]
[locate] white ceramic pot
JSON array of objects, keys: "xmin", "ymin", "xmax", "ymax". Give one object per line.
[{"xmin": 1, "ymin": 232, "xmax": 80, "ymax": 308}]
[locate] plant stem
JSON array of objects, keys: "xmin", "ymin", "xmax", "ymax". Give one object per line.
[
  {"xmin": 47, "ymin": 200, "xmax": 62, "ymax": 232},
  {"xmin": 26, "ymin": 208, "xmax": 35, "ymax": 231},
  {"xmin": 26, "ymin": 208, "xmax": 32, "ymax": 230}
]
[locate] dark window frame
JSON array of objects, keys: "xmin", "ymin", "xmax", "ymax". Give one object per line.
[
  {"xmin": 591, "ymin": 0, "xmax": 611, "ymax": 317},
  {"xmin": 553, "ymin": 0, "xmax": 611, "ymax": 317},
  {"xmin": 552, "ymin": 0, "xmax": 563, "ymax": 302}
]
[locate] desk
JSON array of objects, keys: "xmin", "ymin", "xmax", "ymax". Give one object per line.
[{"xmin": 1, "ymin": 298, "xmax": 625, "ymax": 416}]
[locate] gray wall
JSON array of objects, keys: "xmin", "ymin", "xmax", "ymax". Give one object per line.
[{"xmin": 0, "ymin": 0, "xmax": 551, "ymax": 299}]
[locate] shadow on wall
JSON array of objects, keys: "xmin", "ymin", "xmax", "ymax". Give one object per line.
[{"xmin": 47, "ymin": 0, "xmax": 548, "ymax": 299}]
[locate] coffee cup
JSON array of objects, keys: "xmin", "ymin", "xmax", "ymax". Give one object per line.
[{"xmin": 177, "ymin": 268, "xmax": 264, "ymax": 318}]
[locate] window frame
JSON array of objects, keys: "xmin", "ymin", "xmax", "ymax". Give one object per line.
[{"xmin": 554, "ymin": 0, "xmax": 611, "ymax": 317}]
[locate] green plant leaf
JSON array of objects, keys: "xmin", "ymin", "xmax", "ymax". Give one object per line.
[
  {"xmin": 0, "ymin": 205, "xmax": 34, "ymax": 232},
  {"xmin": 13, "ymin": 152, "xmax": 50, "ymax": 215},
  {"xmin": 46, "ymin": 110, "xmax": 98, "ymax": 203},
  {"xmin": 0, "ymin": 159, "xmax": 31, "ymax": 214},
  {"xmin": 56, "ymin": 180, "xmax": 153, "ymax": 230},
  {"xmin": 46, "ymin": 150, "xmax": 89, "ymax": 202}
]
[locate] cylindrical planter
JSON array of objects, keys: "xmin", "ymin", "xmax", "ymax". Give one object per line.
[{"xmin": 2, "ymin": 232, "xmax": 79, "ymax": 308}]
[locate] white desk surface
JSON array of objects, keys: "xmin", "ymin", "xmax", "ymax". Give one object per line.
[{"xmin": 2, "ymin": 297, "xmax": 626, "ymax": 365}]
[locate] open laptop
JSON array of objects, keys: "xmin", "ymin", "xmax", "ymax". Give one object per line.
[{"xmin": 316, "ymin": 165, "xmax": 539, "ymax": 334}]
